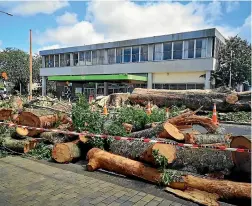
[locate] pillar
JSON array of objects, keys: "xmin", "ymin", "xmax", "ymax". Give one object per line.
[
  {"xmin": 205, "ymin": 71, "xmax": 211, "ymax": 89},
  {"xmin": 70, "ymin": 53, "xmax": 74, "ymax": 66},
  {"xmin": 147, "ymin": 73, "xmax": 153, "ymax": 89},
  {"xmin": 42, "ymin": 76, "xmax": 47, "ymax": 96},
  {"xmin": 104, "ymin": 82, "xmax": 108, "ymax": 96},
  {"xmin": 42, "ymin": 56, "xmax": 45, "ymax": 68}
]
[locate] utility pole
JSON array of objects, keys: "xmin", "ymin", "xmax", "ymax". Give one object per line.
[
  {"xmin": 29, "ymin": 29, "xmax": 33, "ymax": 100},
  {"xmin": 229, "ymin": 50, "xmax": 233, "ymax": 88}
]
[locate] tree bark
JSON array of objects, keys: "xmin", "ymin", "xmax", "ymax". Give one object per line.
[
  {"xmin": 0, "ymin": 109, "xmax": 12, "ymax": 121},
  {"xmin": 39, "ymin": 132, "xmax": 70, "ymax": 144},
  {"xmin": 17, "ymin": 109, "xmax": 59, "ymax": 136},
  {"xmin": 108, "ymin": 93, "xmax": 130, "ymax": 107},
  {"xmin": 230, "ymin": 135, "xmax": 251, "ymax": 174},
  {"xmin": 109, "ymin": 140, "xmax": 234, "ymax": 174},
  {"xmin": 129, "ymin": 88, "xmax": 251, "ymax": 112},
  {"xmin": 87, "ymin": 148, "xmax": 250, "ymax": 200},
  {"xmin": 130, "ymin": 122, "xmax": 184, "ymax": 140},
  {"xmin": 52, "ymin": 141, "xmax": 81, "ymax": 163},
  {"xmin": 184, "ymin": 133, "xmax": 231, "ymax": 144}
]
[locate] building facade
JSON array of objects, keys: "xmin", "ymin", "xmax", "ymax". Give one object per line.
[{"xmin": 39, "ymin": 28, "xmax": 225, "ymax": 98}]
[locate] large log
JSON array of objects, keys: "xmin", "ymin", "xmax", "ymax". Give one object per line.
[
  {"xmin": 39, "ymin": 132, "xmax": 71, "ymax": 144},
  {"xmin": 230, "ymin": 135, "xmax": 251, "ymax": 175},
  {"xmin": 129, "ymin": 88, "xmax": 251, "ymax": 112},
  {"xmin": 109, "ymin": 140, "xmax": 234, "ymax": 174},
  {"xmin": 52, "ymin": 141, "xmax": 81, "ymax": 163},
  {"xmin": 87, "ymin": 148, "xmax": 251, "ymax": 200},
  {"xmin": 130, "ymin": 122, "xmax": 184, "ymax": 140},
  {"xmin": 17, "ymin": 109, "xmax": 59, "ymax": 136}
]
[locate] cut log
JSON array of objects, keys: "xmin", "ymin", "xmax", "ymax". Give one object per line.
[
  {"xmin": 184, "ymin": 133, "xmax": 231, "ymax": 144},
  {"xmin": 122, "ymin": 123, "xmax": 134, "ymax": 133},
  {"xmin": 87, "ymin": 148, "xmax": 251, "ymax": 200},
  {"xmin": 225, "ymin": 93, "xmax": 238, "ymax": 104},
  {"xmin": 165, "ymin": 187, "xmax": 220, "ymax": 206},
  {"xmin": 109, "ymin": 140, "xmax": 234, "ymax": 174},
  {"xmin": 17, "ymin": 109, "xmax": 59, "ymax": 136},
  {"xmin": 1, "ymin": 136, "xmax": 38, "ymax": 153},
  {"xmin": 169, "ymin": 175, "xmax": 251, "ymax": 199},
  {"xmin": 52, "ymin": 141, "xmax": 81, "ymax": 163},
  {"xmin": 0, "ymin": 109, "xmax": 12, "ymax": 121},
  {"xmin": 87, "ymin": 148, "xmax": 162, "ymax": 184},
  {"xmin": 16, "ymin": 127, "xmax": 29, "ymax": 137},
  {"xmin": 107, "ymin": 93, "xmax": 130, "ymax": 107},
  {"xmin": 129, "ymin": 88, "xmax": 251, "ymax": 112},
  {"xmin": 230, "ymin": 135, "xmax": 251, "ymax": 174},
  {"xmin": 130, "ymin": 122, "xmax": 184, "ymax": 140}
]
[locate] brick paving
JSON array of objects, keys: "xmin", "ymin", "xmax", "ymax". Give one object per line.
[{"xmin": 0, "ymin": 156, "xmax": 189, "ymax": 206}]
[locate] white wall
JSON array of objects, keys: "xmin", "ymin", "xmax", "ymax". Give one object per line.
[{"xmin": 153, "ymin": 71, "xmax": 205, "ymax": 84}]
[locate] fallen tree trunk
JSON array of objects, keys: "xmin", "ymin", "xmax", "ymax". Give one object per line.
[
  {"xmin": 87, "ymin": 148, "xmax": 251, "ymax": 200},
  {"xmin": 184, "ymin": 133, "xmax": 231, "ymax": 144},
  {"xmin": 108, "ymin": 93, "xmax": 130, "ymax": 107},
  {"xmin": 17, "ymin": 109, "xmax": 59, "ymax": 136},
  {"xmin": 109, "ymin": 140, "xmax": 234, "ymax": 174},
  {"xmin": 39, "ymin": 132, "xmax": 71, "ymax": 144},
  {"xmin": 0, "ymin": 109, "xmax": 12, "ymax": 121},
  {"xmin": 52, "ymin": 141, "xmax": 81, "ymax": 163},
  {"xmin": 130, "ymin": 122, "xmax": 184, "ymax": 140},
  {"xmin": 129, "ymin": 88, "xmax": 251, "ymax": 112}
]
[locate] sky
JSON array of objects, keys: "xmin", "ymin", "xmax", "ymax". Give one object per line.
[{"xmin": 0, "ymin": 0, "xmax": 251, "ymax": 54}]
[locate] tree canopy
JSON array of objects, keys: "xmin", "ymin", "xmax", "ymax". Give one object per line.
[
  {"xmin": 0, "ymin": 48, "xmax": 41, "ymax": 93},
  {"xmin": 212, "ymin": 36, "xmax": 251, "ymax": 88}
]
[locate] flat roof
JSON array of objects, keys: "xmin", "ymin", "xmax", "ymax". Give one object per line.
[
  {"xmin": 40, "ymin": 28, "xmax": 225, "ymax": 56},
  {"xmin": 48, "ymin": 74, "xmax": 147, "ymax": 82}
]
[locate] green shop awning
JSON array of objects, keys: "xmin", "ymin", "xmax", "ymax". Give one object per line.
[{"xmin": 48, "ymin": 74, "xmax": 147, "ymax": 82}]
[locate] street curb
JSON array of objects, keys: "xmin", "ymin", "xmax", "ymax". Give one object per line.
[{"xmin": 220, "ymin": 121, "xmax": 251, "ymax": 126}]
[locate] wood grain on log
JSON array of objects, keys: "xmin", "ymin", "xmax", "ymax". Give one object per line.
[
  {"xmin": 0, "ymin": 109, "xmax": 12, "ymax": 121},
  {"xmin": 52, "ymin": 141, "xmax": 81, "ymax": 163},
  {"xmin": 184, "ymin": 133, "xmax": 231, "ymax": 144}
]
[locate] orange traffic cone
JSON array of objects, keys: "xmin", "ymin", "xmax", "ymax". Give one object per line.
[
  {"xmin": 212, "ymin": 103, "xmax": 219, "ymax": 125},
  {"xmin": 166, "ymin": 108, "xmax": 170, "ymax": 119},
  {"xmin": 146, "ymin": 101, "xmax": 151, "ymax": 115},
  {"xmin": 103, "ymin": 104, "xmax": 108, "ymax": 115}
]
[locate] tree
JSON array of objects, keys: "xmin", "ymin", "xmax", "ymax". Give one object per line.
[
  {"xmin": 212, "ymin": 36, "xmax": 251, "ymax": 88},
  {"xmin": 0, "ymin": 48, "xmax": 41, "ymax": 93}
]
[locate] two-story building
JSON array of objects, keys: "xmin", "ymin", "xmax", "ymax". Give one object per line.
[{"xmin": 39, "ymin": 28, "xmax": 225, "ymax": 98}]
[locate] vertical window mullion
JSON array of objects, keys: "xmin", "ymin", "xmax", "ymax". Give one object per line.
[
  {"xmin": 130, "ymin": 47, "xmax": 132, "ymax": 62},
  {"xmin": 171, "ymin": 42, "xmax": 174, "ymax": 60},
  {"xmin": 194, "ymin": 39, "xmax": 196, "ymax": 58},
  {"xmin": 161, "ymin": 43, "xmax": 164, "ymax": 60},
  {"xmin": 139, "ymin": 46, "xmax": 141, "ymax": 62},
  {"xmin": 122, "ymin": 48, "xmax": 124, "ymax": 63},
  {"xmin": 182, "ymin": 41, "xmax": 184, "ymax": 59}
]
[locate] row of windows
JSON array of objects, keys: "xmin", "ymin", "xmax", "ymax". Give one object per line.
[
  {"xmin": 152, "ymin": 83, "xmax": 204, "ymax": 90},
  {"xmin": 44, "ymin": 38, "xmax": 212, "ymax": 68}
]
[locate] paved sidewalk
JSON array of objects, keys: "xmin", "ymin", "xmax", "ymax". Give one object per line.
[{"xmin": 0, "ymin": 156, "xmax": 186, "ymax": 206}]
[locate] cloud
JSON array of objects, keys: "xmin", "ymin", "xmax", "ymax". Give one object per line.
[
  {"xmin": 37, "ymin": 44, "xmax": 62, "ymax": 54},
  {"xmin": 237, "ymin": 15, "xmax": 251, "ymax": 42},
  {"xmin": 225, "ymin": 1, "xmax": 239, "ymax": 13},
  {"xmin": 9, "ymin": 0, "xmax": 69, "ymax": 16},
  {"xmin": 56, "ymin": 12, "xmax": 78, "ymax": 25},
  {"xmin": 36, "ymin": 0, "xmax": 248, "ymax": 49}
]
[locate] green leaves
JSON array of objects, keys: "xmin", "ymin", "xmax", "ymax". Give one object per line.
[{"xmin": 26, "ymin": 143, "xmax": 52, "ymax": 160}]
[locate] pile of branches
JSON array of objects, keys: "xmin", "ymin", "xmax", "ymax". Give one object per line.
[{"xmin": 0, "ymin": 94, "xmax": 251, "ymax": 206}]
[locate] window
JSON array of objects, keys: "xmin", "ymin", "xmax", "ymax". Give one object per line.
[
  {"xmin": 116, "ymin": 48, "xmax": 123, "ymax": 63},
  {"xmin": 184, "ymin": 40, "xmax": 194, "ymax": 59},
  {"xmin": 79, "ymin": 52, "xmax": 85, "ymax": 65},
  {"xmin": 97, "ymin": 50, "xmax": 104, "ymax": 65},
  {"xmin": 86, "ymin": 51, "xmax": 92, "ymax": 65},
  {"xmin": 177, "ymin": 84, "xmax": 186, "ymax": 90},
  {"xmin": 92, "ymin": 51, "xmax": 98, "ymax": 65},
  {"xmin": 73, "ymin": 53, "xmax": 78, "ymax": 66},
  {"xmin": 154, "ymin": 43, "xmax": 162, "ymax": 61},
  {"xmin": 140, "ymin": 45, "xmax": 148, "ymax": 61},
  {"xmin": 55, "ymin": 55, "xmax": 59, "ymax": 67},
  {"xmin": 60, "ymin": 54, "xmax": 64, "ymax": 67},
  {"xmin": 132, "ymin": 46, "xmax": 139, "ymax": 62},
  {"xmin": 163, "ymin": 42, "xmax": 172, "ymax": 60},
  {"xmin": 108, "ymin": 48, "xmax": 115, "ymax": 64},
  {"xmin": 49, "ymin": 55, "xmax": 54, "ymax": 67},
  {"xmin": 196, "ymin": 39, "xmax": 207, "ymax": 58},
  {"xmin": 65, "ymin": 54, "xmax": 70, "ymax": 66},
  {"xmin": 124, "ymin": 47, "xmax": 131, "ymax": 63},
  {"xmin": 45, "ymin": 56, "xmax": 49, "ymax": 68},
  {"xmin": 173, "ymin": 41, "xmax": 183, "ymax": 59}
]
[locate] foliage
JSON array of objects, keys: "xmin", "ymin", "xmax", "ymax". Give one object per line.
[
  {"xmin": 72, "ymin": 94, "xmax": 105, "ymax": 134},
  {"xmin": 104, "ymin": 121, "xmax": 128, "ymax": 137},
  {"xmin": 0, "ymin": 48, "xmax": 42, "ymax": 93},
  {"xmin": 88, "ymin": 137, "xmax": 105, "ymax": 149},
  {"xmin": 212, "ymin": 36, "xmax": 251, "ymax": 88},
  {"xmin": 152, "ymin": 149, "xmax": 168, "ymax": 171},
  {"xmin": 146, "ymin": 109, "xmax": 166, "ymax": 124},
  {"xmin": 169, "ymin": 105, "xmax": 187, "ymax": 117},
  {"xmin": 219, "ymin": 112, "xmax": 251, "ymax": 123},
  {"xmin": 26, "ymin": 143, "xmax": 52, "ymax": 160}
]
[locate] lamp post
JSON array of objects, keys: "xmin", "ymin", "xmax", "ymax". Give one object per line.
[{"xmin": 229, "ymin": 50, "xmax": 233, "ymax": 88}]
